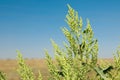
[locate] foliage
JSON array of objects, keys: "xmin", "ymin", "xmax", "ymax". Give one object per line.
[
  {"xmin": 45, "ymin": 4, "xmax": 99, "ymax": 80},
  {"xmin": 0, "ymin": 71, "xmax": 6, "ymax": 80},
  {"xmin": 38, "ymin": 71, "xmax": 43, "ymax": 80},
  {"xmin": 16, "ymin": 50, "xmax": 42, "ymax": 80},
  {"xmin": 113, "ymin": 47, "xmax": 120, "ymax": 79},
  {"xmin": 45, "ymin": 4, "xmax": 118, "ymax": 80}
]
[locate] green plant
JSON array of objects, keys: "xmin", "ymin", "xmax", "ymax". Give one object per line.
[
  {"xmin": 113, "ymin": 46, "xmax": 120, "ymax": 79},
  {"xmin": 0, "ymin": 71, "xmax": 6, "ymax": 80},
  {"xmin": 16, "ymin": 50, "xmax": 42, "ymax": 80},
  {"xmin": 45, "ymin": 4, "xmax": 99, "ymax": 80},
  {"xmin": 45, "ymin": 4, "xmax": 120, "ymax": 80}
]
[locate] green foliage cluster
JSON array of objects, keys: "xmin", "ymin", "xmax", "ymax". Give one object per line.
[
  {"xmin": 17, "ymin": 50, "xmax": 42, "ymax": 80},
  {"xmin": 1, "ymin": 4, "xmax": 120, "ymax": 80},
  {"xmin": 113, "ymin": 47, "xmax": 120, "ymax": 79},
  {"xmin": 45, "ymin": 4, "xmax": 98, "ymax": 80},
  {"xmin": 0, "ymin": 71, "xmax": 6, "ymax": 80}
]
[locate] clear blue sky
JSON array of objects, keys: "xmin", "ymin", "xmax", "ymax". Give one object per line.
[{"xmin": 0, "ymin": 0, "xmax": 120, "ymax": 59}]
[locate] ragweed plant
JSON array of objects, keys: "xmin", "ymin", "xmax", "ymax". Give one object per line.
[
  {"xmin": 38, "ymin": 71, "xmax": 43, "ymax": 80},
  {"xmin": 45, "ymin": 4, "xmax": 99, "ymax": 80},
  {"xmin": 17, "ymin": 50, "xmax": 43, "ymax": 80},
  {"xmin": 113, "ymin": 46, "xmax": 120, "ymax": 79},
  {"xmin": 17, "ymin": 50, "xmax": 35, "ymax": 80},
  {"xmin": 0, "ymin": 71, "xmax": 6, "ymax": 80}
]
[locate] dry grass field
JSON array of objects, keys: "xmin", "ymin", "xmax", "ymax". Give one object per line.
[{"xmin": 0, "ymin": 58, "xmax": 113, "ymax": 80}]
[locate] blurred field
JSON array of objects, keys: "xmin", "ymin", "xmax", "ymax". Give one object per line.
[{"xmin": 0, "ymin": 58, "xmax": 113, "ymax": 80}]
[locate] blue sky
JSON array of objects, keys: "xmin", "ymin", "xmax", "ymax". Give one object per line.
[{"xmin": 0, "ymin": 0, "xmax": 120, "ymax": 59}]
